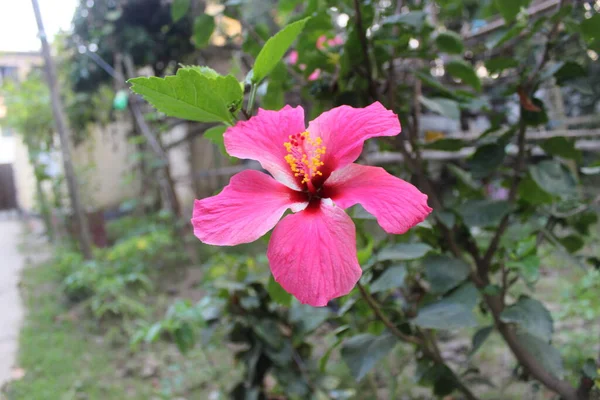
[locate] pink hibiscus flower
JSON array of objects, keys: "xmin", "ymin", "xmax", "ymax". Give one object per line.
[{"xmin": 191, "ymin": 102, "xmax": 432, "ymax": 307}]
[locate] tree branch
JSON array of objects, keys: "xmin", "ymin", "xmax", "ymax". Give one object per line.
[
  {"xmin": 358, "ymin": 283, "xmax": 481, "ymax": 400},
  {"xmin": 352, "ymin": 0, "xmax": 377, "ymax": 100}
]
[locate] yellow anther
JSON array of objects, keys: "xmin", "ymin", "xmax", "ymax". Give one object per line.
[{"xmin": 283, "ymin": 131, "xmax": 327, "ymax": 185}]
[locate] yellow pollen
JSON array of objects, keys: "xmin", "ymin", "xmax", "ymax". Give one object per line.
[{"xmin": 283, "ymin": 131, "xmax": 327, "ymax": 184}]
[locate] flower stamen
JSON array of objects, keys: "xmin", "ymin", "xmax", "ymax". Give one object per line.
[{"xmin": 284, "ymin": 131, "xmax": 326, "ymax": 186}]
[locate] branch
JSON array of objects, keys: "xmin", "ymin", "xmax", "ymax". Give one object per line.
[
  {"xmin": 352, "ymin": 0, "xmax": 377, "ymax": 100},
  {"xmin": 480, "ymin": 119, "xmax": 527, "ymax": 276},
  {"xmin": 358, "ymin": 283, "xmax": 481, "ymax": 400},
  {"xmin": 357, "ymin": 283, "xmax": 421, "ymax": 345}
]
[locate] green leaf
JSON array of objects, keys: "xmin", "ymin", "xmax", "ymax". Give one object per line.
[
  {"xmin": 145, "ymin": 323, "xmax": 163, "ymax": 342},
  {"xmin": 424, "ymin": 255, "xmax": 471, "ymax": 294},
  {"xmin": 522, "ymin": 98, "xmax": 549, "ymax": 126},
  {"xmin": 252, "ymin": 17, "xmax": 310, "ymax": 84},
  {"xmin": 378, "ymin": 243, "xmax": 433, "ymax": 261},
  {"xmin": 518, "ymin": 176, "xmax": 553, "ymax": 205},
  {"xmin": 529, "ymin": 160, "xmax": 577, "ymax": 198},
  {"xmin": 204, "ymin": 125, "xmax": 227, "ymax": 156},
  {"xmin": 500, "ymin": 296, "xmax": 553, "ymax": 341},
  {"xmin": 341, "ymin": 333, "xmax": 398, "ymax": 381},
  {"xmin": 558, "ymin": 234, "xmax": 585, "ymax": 254},
  {"xmin": 494, "ymin": 0, "xmax": 530, "ymax": 23},
  {"xmin": 419, "ymin": 96, "xmax": 461, "ymax": 120},
  {"xmin": 516, "ymin": 332, "xmax": 564, "ymax": 379},
  {"xmin": 468, "ymin": 142, "xmax": 506, "ymax": 179},
  {"xmin": 554, "ymin": 61, "xmax": 587, "ymax": 85},
  {"xmin": 290, "ymin": 301, "xmax": 330, "ymax": 336},
  {"xmin": 470, "ymin": 326, "xmax": 494, "ymax": 357},
  {"xmin": 415, "ymin": 71, "xmax": 454, "ymax": 96},
  {"xmin": 381, "ymin": 11, "xmax": 427, "ymax": 30},
  {"xmin": 174, "ymin": 322, "xmax": 195, "ymax": 353},
  {"xmin": 262, "ymin": 62, "xmax": 288, "ymax": 110},
  {"xmin": 458, "ymin": 200, "xmax": 512, "ymax": 228},
  {"xmin": 412, "ymin": 284, "xmax": 479, "ymax": 330},
  {"xmin": 435, "ymin": 31, "xmax": 464, "ymax": 54},
  {"xmin": 171, "ymin": 0, "xmax": 190, "ymax": 23},
  {"xmin": 129, "ymin": 68, "xmax": 243, "ymax": 124},
  {"xmin": 485, "ymin": 57, "xmax": 519, "ymax": 74},
  {"xmin": 370, "ymin": 265, "xmax": 406, "ymax": 293},
  {"xmin": 447, "ymin": 164, "xmax": 480, "ymax": 190},
  {"xmin": 540, "ymin": 136, "xmax": 582, "ymax": 161},
  {"xmin": 425, "ymin": 138, "xmax": 466, "ymax": 151},
  {"xmin": 507, "ymin": 255, "xmax": 540, "ymax": 284},
  {"xmin": 267, "ymin": 276, "xmax": 292, "ymax": 307},
  {"xmin": 193, "ymin": 14, "xmax": 216, "ymax": 49},
  {"xmin": 488, "ymin": 20, "xmax": 527, "ymax": 49},
  {"xmin": 581, "ymin": 13, "xmax": 600, "ymax": 41},
  {"xmin": 582, "ymin": 359, "xmax": 599, "ymax": 379},
  {"xmin": 445, "ymin": 60, "xmax": 482, "ymax": 91}
]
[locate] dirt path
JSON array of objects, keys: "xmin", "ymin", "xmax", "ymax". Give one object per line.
[{"xmin": 0, "ymin": 218, "xmax": 24, "ymax": 387}]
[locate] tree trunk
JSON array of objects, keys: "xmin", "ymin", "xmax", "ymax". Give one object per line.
[{"xmin": 31, "ymin": 0, "xmax": 93, "ymax": 259}]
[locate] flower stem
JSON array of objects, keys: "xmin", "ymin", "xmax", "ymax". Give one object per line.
[{"xmin": 247, "ymin": 83, "xmax": 258, "ymax": 116}]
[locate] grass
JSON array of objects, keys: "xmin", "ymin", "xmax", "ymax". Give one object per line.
[
  {"xmin": 3, "ymin": 242, "xmax": 234, "ymax": 400},
  {"xmin": 3, "ymin": 257, "xmax": 156, "ymax": 400}
]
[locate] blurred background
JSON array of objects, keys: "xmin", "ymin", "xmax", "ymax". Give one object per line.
[{"xmin": 0, "ymin": 0, "xmax": 599, "ymax": 399}]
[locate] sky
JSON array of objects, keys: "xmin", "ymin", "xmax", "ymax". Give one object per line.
[{"xmin": 0, "ymin": 0, "xmax": 78, "ymax": 52}]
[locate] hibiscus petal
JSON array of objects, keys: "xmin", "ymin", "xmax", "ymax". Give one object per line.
[
  {"xmin": 191, "ymin": 170, "xmax": 307, "ymax": 246},
  {"xmin": 307, "ymin": 102, "xmax": 400, "ymax": 172},
  {"xmin": 267, "ymin": 200, "xmax": 362, "ymax": 307},
  {"xmin": 325, "ymin": 164, "xmax": 432, "ymax": 234},
  {"xmin": 224, "ymin": 105, "xmax": 306, "ymax": 189}
]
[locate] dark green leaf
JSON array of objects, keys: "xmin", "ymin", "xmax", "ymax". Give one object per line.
[
  {"xmin": 516, "ymin": 332, "xmax": 564, "ymax": 379},
  {"xmin": 458, "ymin": 200, "xmax": 512, "ymax": 228},
  {"xmin": 445, "ymin": 60, "xmax": 482, "ymax": 91},
  {"xmin": 470, "ymin": 326, "xmax": 494, "ymax": 357},
  {"xmin": 468, "ymin": 143, "xmax": 506, "ymax": 178},
  {"xmin": 488, "ymin": 21, "xmax": 526, "ymax": 49},
  {"xmin": 522, "ymin": 98, "xmax": 549, "ymax": 126},
  {"xmin": 378, "ymin": 243, "xmax": 433, "ymax": 261},
  {"xmin": 558, "ymin": 234, "xmax": 585, "ymax": 254},
  {"xmin": 204, "ymin": 126, "xmax": 227, "ymax": 156},
  {"xmin": 518, "ymin": 176, "xmax": 554, "ymax": 205},
  {"xmin": 500, "ymin": 296, "xmax": 553, "ymax": 341},
  {"xmin": 419, "ymin": 96, "xmax": 461, "ymax": 120},
  {"xmin": 424, "ymin": 255, "xmax": 471, "ymax": 294},
  {"xmin": 554, "ymin": 61, "xmax": 587, "ymax": 85},
  {"xmin": 412, "ymin": 284, "xmax": 479, "ymax": 330},
  {"xmin": 171, "ymin": 0, "xmax": 190, "ymax": 23},
  {"xmin": 341, "ymin": 333, "xmax": 398, "ymax": 381},
  {"xmin": 370, "ymin": 265, "xmax": 406, "ymax": 293},
  {"xmin": 252, "ymin": 17, "xmax": 311, "ymax": 84},
  {"xmin": 435, "ymin": 31, "xmax": 464, "ymax": 54},
  {"xmin": 193, "ymin": 14, "xmax": 216, "ymax": 49},
  {"xmin": 485, "ymin": 57, "xmax": 519, "ymax": 74},
  {"xmin": 174, "ymin": 322, "xmax": 195, "ymax": 353},
  {"xmin": 540, "ymin": 136, "xmax": 582, "ymax": 161},
  {"xmin": 267, "ymin": 276, "xmax": 292, "ymax": 306},
  {"xmin": 494, "ymin": 0, "xmax": 530, "ymax": 23},
  {"xmin": 129, "ymin": 68, "xmax": 242, "ymax": 124},
  {"xmin": 581, "ymin": 13, "xmax": 600, "ymax": 41},
  {"xmin": 529, "ymin": 160, "xmax": 577, "ymax": 198}
]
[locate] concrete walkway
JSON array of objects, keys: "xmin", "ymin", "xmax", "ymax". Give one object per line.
[{"xmin": 0, "ymin": 218, "xmax": 24, "ymax": 387}]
